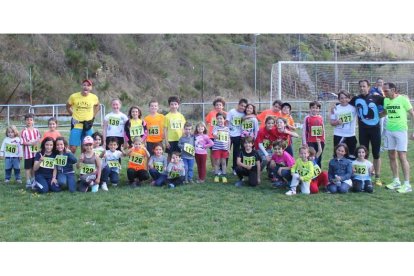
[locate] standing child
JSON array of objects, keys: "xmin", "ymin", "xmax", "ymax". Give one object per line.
[
  {"xmin": 194, "ymin": 122, "xmax": 214, "ymax": 183},
  {"xmin": 241, "ymin": 103, "xmax": 259, "ymax": 140},
  {"xmin": 0, "ymin": 125, "xmax": 23, "ymax": 184},
  {"xmin": 327, "ymin": 143, "xmax": 353, "ymax": 194},
  {"xmin": 124, "ymin": 105, "xmax": 148, "ymax": 147},
  {"xmin": 286, "ymin": 146, "xmax": 314, "ymax": 195},
  {"xmin": 268, "ymin": 140, "xmax": 295, "ymax": 187},
  {"xmin": 101, "ymin": 137, "xmax": 125, "ymax": 191},
  {"xmin": 164, "ymin": 95, "xmax": 186, "ymax": 161},
  {"xmin": 166, "ymin": 151, "xmax": 186, "ymax": 188},
  {"xmin": 33, "ymin": 137, "xmax": 58, "ymax": 193},
  {"xmin": 41, "ymin": 117, "xmax": 62, "ymax": 142},
  {"xmin": 302, "ymin": 101, "xmax": 325, "ymax": 167},
  {"xmin": 144, "ymin": 99, "xmax": 165, "ymax": 155},
  {"xmin": 178, "ymin": 122, "xmax": 196, "ymax": 183},
  {"xmin": 205, "ymin": 97, "xmax": 226, "ymax": 169},
  {"xmin": 20, "ymin": 113, "xmax": 41, "ymax": 189},
  {"xmin": 308, "ymin": 138, "xmax": 329, "ymax": 194},
  {"xmin": 125, "ymin": 137, "xmax": 150, "ymax": 188},
  {"xmin": 77, "ymin": 136, "xmax": 102, "ymax": 193},
  {"xmin": 280, "ymin": 102, "xmax": 296, "ymax": 130},
  {"xmin": 352, "ymin": 145, "xmax": 374, "ymax": 193},
  {"xmin": 235, "ymin": 136, "xmax": 261, "ymax": 187},
  {"xmin": 148, "ymin": 143, "xmax": 168, "ymax": 187},
  {"xmin": 103, "ymin": 99, "xmax": 128, "ymax": 150},
  {"xmin": 55, "ymin": 137, "xmax": 78, "ymax": 193},
  {"xmin": 212, "ymin": 112, "xmax": 231, "ymax": 183}
]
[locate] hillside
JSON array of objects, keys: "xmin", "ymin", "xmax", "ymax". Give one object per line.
[{"xmin": 1, "ymin": 34, "xmax": 414, "ymax": 108}]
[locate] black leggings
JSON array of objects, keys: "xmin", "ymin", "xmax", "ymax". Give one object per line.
[{"xmin": 359, "ymin": 127, "xmax": 381, "ymax": 159}]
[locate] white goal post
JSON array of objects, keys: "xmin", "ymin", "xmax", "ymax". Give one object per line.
[{"xmin": 270, "ymin": 61, "xmax": 414, "ymax": 104}]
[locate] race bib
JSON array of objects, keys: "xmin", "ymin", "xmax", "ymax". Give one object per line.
[
  {"xmin": 169, "ymin": 170, "xmax": 180, "ymax": 178},
  {"xmin": 129, "ymin": 154, "xmax": 144, "ymax": 165},
  {"xmin": 183, "ymin": 143, "xmax": 195, "ymax": 156},
  {"xmin": 130, "ymin": 125, "xmax": 144, "ymax": 137},
  {"xmin": 217, "ymin": 131, "xmax": 229, "ymax": 142},
  {"xmin": 353, "ymin": 164, "xmax": 367, "ymax": 176},
  {"xmin": 81, "ymin": 163, "xmax": 96, "ymax": 174},
  {"xmin": 243, "ymin": 156, "xmax": 256, "ymax": 166},
  {"xmin": 242, "ymin": 120, "xmax": 253, "ymax": 130},
  {"xmin": 54, "ymin": 155, "xmax": 68, "ymax": 166},
  {"xmin": 29, "ymin": 145, "xmax": 39, "ymax": 153},
  {"xmin": 148, "ymin": 126, "xmax": 159, "ymax": 136},
  {"xmin": 154, "ymin": 161, "xmax": 164, "ymax": 173},
  {"xmin": 108, "ymin": 116, "xmax": 120, "ymax": 126},
  {"xmin": 311, "ymin": 126, "xmax": 323, "ymax": 136},
  {"xmin": 108, "ymin": 160, "xmax": 121, "ymax": 168},
  {"xmin": 338, "ymin": 112, "xmax": 352, "ymax": 124},
  {"xmin": 313, "ymin": 164, "xmax": 321, "ymax": 177},
  {"xmin": 211, "ymin": 118, "xmax": 217, "ymax": 126},
  {"xmin": 262, "ymin": 139, "xmax": 271, "ymax": 149},
  {"xmin": 40, "ymin": 157, "xmax": 55, "ymax": 169},
  {"xmin": 232, "ymin": 117, "xmax": 242, "ymax": 126},
  {"xmin": 5, "ymin": 143, "xmax": 17, "ymax": 154},
  {"xmin": 297, "ymin": 166, "xmax": 310, "ymax": 177},
  {"xmin": 170, "ymin": 120, "xmax": 183, "ymax": 130}
]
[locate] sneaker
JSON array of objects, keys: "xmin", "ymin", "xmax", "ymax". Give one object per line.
[
  {"xmin": 16, "ymin": 179, "xmax": 22, "ymax": 184},
  {"xmin": 233, "ymin": 170, "xmax": 237, "ymax": 176},
  {"xmin": 235, "ymin": 180, "xmax": 243, "ymax": 187},
  {"xmin": 101, "ymin": 182, "xmax": 108, "ymax": 191},
  {"xmin": 196, "ymin": 179, "xmax": 205, "ymax": 184},
  {"xmin": 285, "ymin": 189, "xmax": 297, "ymax": 196},
  {"xmin": 26, "ymin": 181, "xmax": 32, "ymax": 189},
  {"xmin": 91, "ymin": 184, "xmax": 99, "ymax": 193},
  {"xmin": 168, "ymin": 183, "xmax": 175, "ymax": 188},
  {"xmin": 374, "ymin": 178, "xmax": 383, "ymax": 187},
  {"xmin": 222, "ymin": 176, "xmax": 228, "ymax": 183},
  {"xmin": 386, "ymin": 179, "xmax": 401, "ymax": 190},
  {"xmin": 5, "ymin": 179, "xmax": 10, "ymax": 184},
  {"xmin": 214, "ymin": 176, "xmax": 219, "ymax": 183},
  {"xmin": 396, "ymin": 184, "xmax": 412, "ymax": 193}
]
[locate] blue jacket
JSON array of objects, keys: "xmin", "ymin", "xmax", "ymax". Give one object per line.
[
  {"xmin": 56, "ymin": 152, "xmax": 78, "ymax": 174},
  {"xmin": 328, "ymin": 157, "xmax": 352, "ymax": 182}
]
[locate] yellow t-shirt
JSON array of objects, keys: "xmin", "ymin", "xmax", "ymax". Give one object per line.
[
  {"xmin": 67, "ymin": 92, "xmax": 99, "ymax": 129},
  {"xmin": 164, "ymin": 112, "xmax": 186, "ymax": 142},
  {"xmin": 144, "ymin": 113, "xmax": 165, "ymax": 143}
]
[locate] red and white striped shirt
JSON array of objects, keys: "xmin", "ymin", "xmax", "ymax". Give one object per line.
[{"xmin": 21, "ymin": 127, "xmax": 41, "ymax": 159}]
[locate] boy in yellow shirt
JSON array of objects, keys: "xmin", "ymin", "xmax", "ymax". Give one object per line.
[{"xmin": 164, "ymin": 95, "xmax": 186, "ymax": 161}]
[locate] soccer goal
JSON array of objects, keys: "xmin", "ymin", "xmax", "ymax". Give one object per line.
[{"xmin": 270, "ymin": 61, "xmax": 414, "ymax": 103}]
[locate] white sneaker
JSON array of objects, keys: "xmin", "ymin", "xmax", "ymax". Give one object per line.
[
  {"xmin": 396, "ymin": 184, "xmax": 412, "ymax": 193},
  {"xmin": 285, "ymin": 189, "xmax": 297, "ymax": 196},
  {"xmin": 386, "ymin": 180, "xmax": 401, "ymax": 190},
  {"xmin": 101, "ymin": 182, "xmax": 108, "ymax": 191}
]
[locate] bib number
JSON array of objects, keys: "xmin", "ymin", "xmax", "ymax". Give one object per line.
[
  {"xmin": 311, "ymin": 126, "xmax": 323, "ymax": 136},
  {"xmin": 54, "ymin": 155, "xmax": 68, "ymax": 166},
  {"xmin": 313, "ymin": 164, "xmax": 321, "ymax": 177},
  {"xmin": 353, "ymin": 164, "xmax": 367, "ymax": 175},
  {"xmin": 81, "ymin": 163, "xmax": 96, "ymax": 174},
  {"xmin": 148, "ymin": 126, "xmax": 159, "ymax": 136},
  {"xmin": 243, "ymin": 156, "xmax": 256, "ymax": 166},
  {"xmin": 5, "ymin": 144, "xmax": 17, "ymax": 154},
  {"xmin": 29, "ymin": 145, "xmax": 39, "ymax": 153},
  {"xmin": 129, "ymin": 154, "xmax": 144, "ymax": 165},
  {"xmin": 130, "ymin": 125, "xmax": 143, "ymax": 137},
  {"xmin": 242, "ymin": 120, "xmax": 253, "ymax": 130},
  {"xmin": 338, "ymin": 113, "xmax": 352, "ymax": 124},
  {"xmin": 170, "ymin": 120, "xmax": 182, "ymax": 130},
  {"xmin": 183, "ymin": 143, "xmax": 195, "ymax": 156},
  {"xmin": 217, "ymin": 131, "xmax": 229, "ymax": 142},
  {"xmin": 262, "ymin": 139, "xmax": 271, "ymax": 149},
  {"xmin": 232, "ymin": 117, "xmax": 242, "ymax": 126},
  {"xmin": 108, "ymin": 116, "xmax": 120, "ymax": 126},
  {"xmin": 108, "ymin": 160, "xmax": 121, "ymax": 168},
  {"xmin": 154, "ymin": 162, "xmax": 164, "ymax": 173},
  {"xmin": 40, "ymin": 157, "xmax": 55, "ymax": 169}
]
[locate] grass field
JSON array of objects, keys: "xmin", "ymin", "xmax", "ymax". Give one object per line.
[{"xmin": 1, "ymin": 124, "xmax": 414, "ymax": 241}]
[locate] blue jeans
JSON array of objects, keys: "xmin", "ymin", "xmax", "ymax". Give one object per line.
[
  {"xmin": 57, "ymin": 172, "xmax": 76, "ymax": 193},
  {"xmin": 4, "ymin": 157, "xmax": 21, "ymax": 180},
  {"xmin": 327, "ymin": 182, "xmax": 351, "ymax": 194},
  {"xmin": 101, "ymin": 165, "xmax": 120, "ymax": 185},
  {"xmin": 149, "ymin": 168, "xmax": 167, "ymax": 186},
  {"xmin": 35, "ymin": 174, "xmax": 61, "ymax": 194},
  {"xmin": 182, "ymin": 158, "xmax": 195, "ymax": 181}
]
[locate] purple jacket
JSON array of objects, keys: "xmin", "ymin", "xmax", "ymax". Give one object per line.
[{"xmin": 194, "ymin": 134, "xmax": 214, "ymax": 155}]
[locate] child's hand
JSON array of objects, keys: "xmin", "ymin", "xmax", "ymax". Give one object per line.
[
  {"xmin": 51, "ymin": 178, "xmax": 58, "ymax": 186},
  {"xmin": 277, "ymin": 167, "xmax": 284, "ymax": 176},
  {"xmin": 39, "ymin": 153, "xmax": 44, "ymax": 161},
  {"xmin": 79, "ymin": 153, "xmax": 85, "ymax": 163}
]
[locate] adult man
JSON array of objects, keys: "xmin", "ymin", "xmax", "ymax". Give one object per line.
[
  {"xmin": 383, "ymin": 83, "xmax": 414, "ymax": 193},
  {"xmin": 66, "ymin": 79, "xmax": 100, "ymax": 153},
  {"xmin": 349, "ymin": 79, "xmax": 384, "ymax": 186}
]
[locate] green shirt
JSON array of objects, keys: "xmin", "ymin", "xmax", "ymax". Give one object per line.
[{"xmin": 384, "ymin": 95, "xmax": 413, "ymax": 131}]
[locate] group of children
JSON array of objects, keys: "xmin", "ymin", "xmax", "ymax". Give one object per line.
[{"xmin": 0, "ymin": 95, "xmax": 377, "ymax": 195}]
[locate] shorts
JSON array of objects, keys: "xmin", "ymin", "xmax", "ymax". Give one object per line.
[
  {"xmin": 212, "ymin": 149, "xmax": 229, "ymax": 159},
  {"xmin": 166, "ymin": 141, "xmax": 181, "ymax": 155},
  {"xmin": 69, "ymin": 127, "xmax": 94, "ymax": 147},
  {"xmin": 24, "ymin": 157, "xmax": 35, "ymax": 170},
  {"xmin": 386, "ymin": 130, "xmax": 408, "ymax": 151}
]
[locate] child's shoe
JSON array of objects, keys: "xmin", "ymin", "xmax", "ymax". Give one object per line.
[
  {"xmin": 16, "ymin": 179, "xmax": 22, "ymax": 184},
  {"xmin": 222, "ymin": 176, "xmax": 228, "ymax": 183},
  {"xmin": 168, "ymin": 183, "xmax": 175, "ymax": 188},
  {"xmin": 101, "ymin": 182, "xmax": 108, "ymax": 191},
  {"xmin": 214, "ymin": 175, "xmax": 220, "ymax": 183},
  {"xmin": 285, "ymin": 189, "xmax": 297, "ymax": 196},
  {"xmin": 5, "ymin": 179, "xmax": 10, "ymax": 184},
  {"xmin": 91, "ymin": 184, "xmax": 99, "ymax": 193}
]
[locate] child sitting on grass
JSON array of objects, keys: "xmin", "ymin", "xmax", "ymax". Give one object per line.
[
  {"xmin": 286, "ymin": 146, "xmax": 314, "ymax": 196},
  {"xmin": 166, "ymin": 151, "xmax": 186, "ymax": 188},
  {"xmin": 268, "ymin": 140, "xmax": 295, "ymax": 188}
]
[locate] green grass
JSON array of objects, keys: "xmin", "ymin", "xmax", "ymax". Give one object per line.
[{"xmin": 1, "ymin": 124, "xmax": 414, "ymax": 241}]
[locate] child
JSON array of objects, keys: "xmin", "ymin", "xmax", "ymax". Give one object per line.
[
  {"xmin": 241, "ymin": 103, "xmax": 259, "ymax": 140},
  {"xmin": 280, "ymin": 102, "xmax": 296, "ymax": 131},
  {"xmin": 0, "ymin": 125, "xmax": 23, "ymax": 184},
  {"xmin": 41, "ymin": 117, "xmax": 62, "ymax": 142},
  {"xmin": 212, "ymin": 112, "xmax": 230, "ymax": 183},
  {"xmin": 286, "ymin": 146, "xmax": 314, "ymax": 195},
  {"xmin": 352, "ymin": 145, "xmax": 374, "ymax": 193},
  {"xmin": 124, "ymin": 136, "xmax": 150, "ymax": 188},
  {"xmin": 92, "ymin": 131, "xmax": 106, "ymax": 160},
  {"xmin": 327, "ymin": 143, "xmax": 353, "ymax": 194},
  {"xmin": 124, "ymin": 105, "xmax": 148, "ymax": 147},
  {"xmin": 77, "ymin": 136, "xmax": 102, "ymax": 193},
  {"xmin": 273, "ymin": 117, "xmax": 299, "ymax": 157},
  {"xmin": 166, "ymin": 151, "xmax": 186, "ymax": 188},
  {"xmin": 226, "ymin": 98, "xmax": 248, "ymax": 174},
  {"xmin": 55, "ymin": 136, "xmax": 78, "ymax": 193},
  {"xmin": 20, "ymin": 113, "xmax": 41, "ymax": 189},
  {"xmin": 302, "ymin": 101, "xmax": 325, "ymax": 167},
  {"xmin": 268, "ymin": 140, "xmax": 295, "ymax": 188},
  {"xmin": 257, "ymin": 100, "xmax": 282, "ymax": 126},
  {"xmin": 144, "ymin": 99, "xmax": 165, "ymax": 155},
  {"xmin": 103, "ymin": 98, "xmax": 128, "ymax": 150},
  {"xmin": 164, "ymin": 95, "xmax": 186, "ymax": 161},
  {"xmin": 33, "ymin": 137, "xmax": 58, "ymax": 193},
  {"xmin": 148, "ymin": 143, "xmax": 168, "ymax": 187},
  {"xmin": 235, "ymin": 136, "xmax": 261, "ymax": 187},
  {"xmin": 205, "ymin": 97, "xmax": 226, "ymax": 168},
  {"xmin": 178, "ymin": 122, "xmax": 196, "ymax": 183},
  {"xmin": 308, "ymin": 139, "xmax": 329, "ymax": 194},
  {"xmin": 255, "ymin": 116, "xmax": 277, "ymax": 170},
  {"xmin": 330, "ymin": 90, "xmax": 357, "ymax": 159},
  {"xmin": 101, "ymin": 137, "xmax": 125, "ymax": 191},
  {"xmin": 194, "ymin": 122, "xmax": 214, "ymax": 183}
]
